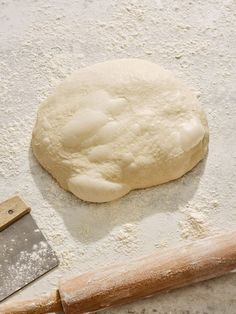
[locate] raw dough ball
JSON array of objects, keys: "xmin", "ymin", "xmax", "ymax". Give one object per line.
[{"xmin": 32, "ymin": 59, "xmax": 209, "ymax": 203}]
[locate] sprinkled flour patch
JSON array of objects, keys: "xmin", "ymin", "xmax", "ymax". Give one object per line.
[
  {"xmin": 178, "ymin": 197, "xmax": 219, "ymax": 240},
  {"xmin": 77, "ymin": 221, "xmax": 141, "ymax": 267},
  {"xmin": 108, "ymin": 223, "xmax": 140, "ymax": 255},
  {"xmin": 179, "ymin": 208, "xmax": 210, "ymax": 239}
]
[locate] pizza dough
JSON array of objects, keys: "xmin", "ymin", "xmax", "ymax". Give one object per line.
[{"xmin": 32, "ymin": 59, "xmax": 209, "ymax": 203}]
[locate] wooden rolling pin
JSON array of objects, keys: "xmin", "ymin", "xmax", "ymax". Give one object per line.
[{"xmin": 1, "ymin": 232, "xmax": 236, "ymax": 314}]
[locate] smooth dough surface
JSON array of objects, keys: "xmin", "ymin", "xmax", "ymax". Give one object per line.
[{"xmin": 32, "ymin": 59, "xmax": 209, "ymax": 203}]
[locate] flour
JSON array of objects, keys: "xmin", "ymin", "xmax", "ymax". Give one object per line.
[
  {"xmin": 178, "ymin": 197, "xmax": 220, "ymax": 240},
  {"xmin": 179, "ymin": 207, "xmax": 210, "ymax": 240},
  {"xmin": 0, "ymin": 0, "xmax": 236, "ymax": 313},
  {"xmin": 109, "ymin": 223, "xmax": 140, "ymax": 254}
]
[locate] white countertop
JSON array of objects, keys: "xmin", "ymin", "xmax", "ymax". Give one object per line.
[{"xmin": 0, "ymin": 0, "xmax": 236, "ymax": 313}]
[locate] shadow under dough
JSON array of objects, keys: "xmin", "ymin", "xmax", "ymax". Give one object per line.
[{"xmin": 28, "ymin": 146, "xmax": 207, "ymax": 244}]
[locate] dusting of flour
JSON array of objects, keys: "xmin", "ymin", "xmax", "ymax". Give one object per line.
[{"xmin": 178, "ymin": 197, "xmax": 220, "ymax": 240}]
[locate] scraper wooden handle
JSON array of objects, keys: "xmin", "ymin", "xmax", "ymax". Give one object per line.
[
  {"xmin": 1, "ymin": 232, "xmax": 236, "ymax": 314},
  {"xmin": 0, "ymin": 196, "xmax": 30, "ymax": 231}
]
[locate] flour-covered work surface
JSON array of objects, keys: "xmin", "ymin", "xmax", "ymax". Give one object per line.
[{"xmin": 0, "ymin": 1, "xmax": 236, "ymax": 313}]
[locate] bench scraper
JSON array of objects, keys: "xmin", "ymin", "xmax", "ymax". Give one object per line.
[{"xmin": 0, "ymin": 195, "xmax": 59, "ymax": 301}]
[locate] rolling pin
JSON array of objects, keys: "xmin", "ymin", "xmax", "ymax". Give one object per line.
[{"xmin": 1, "ymin": 232, "xmax": 236, "ymax": 314}]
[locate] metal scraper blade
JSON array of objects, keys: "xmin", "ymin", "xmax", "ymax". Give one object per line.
[{"xmin": 0, "ymin": 206, "xmax": 59, "ymax": 301}]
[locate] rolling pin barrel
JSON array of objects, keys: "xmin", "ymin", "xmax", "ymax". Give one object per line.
[{"xmin": 59, "ymin": 232, "xmax": 236, "ymax": 313}]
